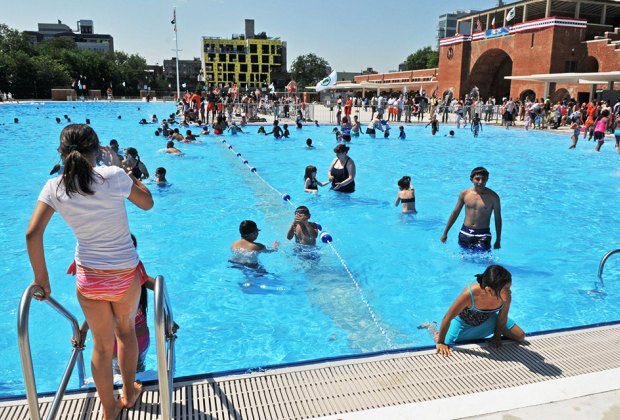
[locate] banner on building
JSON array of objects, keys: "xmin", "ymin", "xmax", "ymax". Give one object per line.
[{"xmin": 484, "ymin": 26, "xmax": 510, "ymax": 39}]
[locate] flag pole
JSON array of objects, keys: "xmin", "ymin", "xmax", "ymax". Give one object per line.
[{"xmin": 173, "ymin": 7, "xmax": 181, "ymax": 102}]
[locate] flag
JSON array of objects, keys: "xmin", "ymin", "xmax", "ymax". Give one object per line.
[
  {"xmin": 491, "ymin": 15, "xmax": 496, "ymax": 29},
  {"xmin": 506, "ymin": 7, "xmax": 516, "ymax": 22},
  {"xmin": 475, "ymin": 17, "xmax": 482, "ymax": 32},
  {"xmin": 171, "ymin": 9, "xmax": 177, "ymax": 32},
  {"xmin": 315, "ymin": 70, "xmax": 337, "ymax": 92}
]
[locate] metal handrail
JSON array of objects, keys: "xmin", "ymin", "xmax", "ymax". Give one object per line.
[
  {"xmin": 154, "ymin": 275, "xmax": 177, "ymax": 420},
  {"xmin": 598, "ymin": 249, "xmax": 620, "ymax": 285},
  {"xmin": 17, "ymin": 284, "xmax": 86, "ymax": 420}
]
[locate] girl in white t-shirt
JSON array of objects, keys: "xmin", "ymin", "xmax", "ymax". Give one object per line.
[{"xmin": 26, "ymin": 124, "xmax": 153, "ymax": 419}]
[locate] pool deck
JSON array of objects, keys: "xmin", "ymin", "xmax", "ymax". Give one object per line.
[{"xmin": 2, "ymin": 322, "xmax": 619, "ymax": 419}]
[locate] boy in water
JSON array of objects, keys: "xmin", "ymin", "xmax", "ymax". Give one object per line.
[
  {"xmin": 441, "ymin": 167, "xmax": 502, "ymax": 251},
  {"xmin": 154, "ymin": 167, "xmax": 168, "ymax": 184},
  {"xmin": 165, "ymin": 141, "xmax": 183, "ymax": 155},
  {"xmin": 231, "ymin": 220, "xmax": 279, "ymax": 253},
  {"xmin": 286, "ymin": 206, "xmax": 319, "ymax": 246},
  {"xmin": 398, "ymin": 126, "xmax": 406, "ymax": 139},
  {"xmin": 471, "ymin": 113, "xmax": 482, "ymax": 137}
]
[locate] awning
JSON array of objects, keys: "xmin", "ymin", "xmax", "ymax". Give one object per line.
[
  {"xmin": 505, "ymin": 71, "xmax": 620, "ymax": 84},
  {"xmin": 304, "ymin": 80, "xmax": 437, "ymax": 91}
]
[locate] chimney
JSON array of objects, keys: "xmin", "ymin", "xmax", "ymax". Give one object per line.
[{"xmin": 245, "ymin": 19, "xmax": 255, "ymax": 39}]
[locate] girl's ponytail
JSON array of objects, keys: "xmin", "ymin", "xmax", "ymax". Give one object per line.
[{"xmin": 57, "ymin": 124, "xmax": 101, "ymax": 197}]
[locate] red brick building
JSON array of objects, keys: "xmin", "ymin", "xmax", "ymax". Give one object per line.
[{"xmin": 437, "ymin": 0, "xmax": 620, "ymax": 102}]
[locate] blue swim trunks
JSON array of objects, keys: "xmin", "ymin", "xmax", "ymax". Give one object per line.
[{"xmin": 458, "ymin": 224, "xmax": 491, "ymax": 251}]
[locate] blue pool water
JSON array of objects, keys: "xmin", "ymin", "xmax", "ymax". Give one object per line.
[{"xmin": 1, "ymin": 102, "xmax": 620, "ymax": 397}]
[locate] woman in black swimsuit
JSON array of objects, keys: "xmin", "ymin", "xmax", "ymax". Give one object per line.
[{"xmin": 328, "ymin": 144, "xmax": 356, "ymax": 193}]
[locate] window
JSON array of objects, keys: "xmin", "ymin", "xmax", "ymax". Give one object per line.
[
  {"xmin": 250, "ymin": 55, "xmax": 258, "ymax": 63},
  {"xmin": 261, "ymin": 64, "xmax": 269, "ymax": 73},
  {"xmin": 261, "ymin": 44, "xmax": 269, "ymax": 54},
  {"xmin": 249, "ymin": 44, "xmax": 257, "ymax": 53},
  {"xmin": 564, "ymin": 61, "xmax": 577, "ymax": 72},
  {"xmin": 251, "ymin": 64, "xmax": 259, "ymax": 73},
  {"xmin": 531, "ymin": 33, "xmax": 535, "ymax": 48},
  {"xmin": 240, "ymin": 64, "xmax": 248, "ymax": 72}
]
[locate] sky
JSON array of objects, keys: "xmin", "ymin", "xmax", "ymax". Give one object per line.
[{"xmin": 2, "ymin": 0, "xmax": 513, "ymax": 73}]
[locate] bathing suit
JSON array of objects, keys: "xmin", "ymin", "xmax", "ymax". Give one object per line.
[
  {"xmin": 574, "ymin": 128, "xmax": 581, "ymax": 136},
  {"xmin": 67, "ymin": 260, "xmax": 148, "ymax": 301},
  {"xmin": 400, "ymin": 196, "xmax": 415, "ymax": 203},
  {"xmin": 214, "ymin": 129, "xmax": 223, "ymax": 135},
  {"xmin": 113, "ymin": 306, "xmax": 150, "ymax": 373},
  {"xmin": 615, "ymin": 130, "xmax": 620, "ymax": 137},
  {"xmin": 330, "ymin": 157, "xmax": 355, "ymax": 193},
  {"xmin": 594, "ymin": 131, "xmax": 604, "ymax": 141},
  {"xmin": 445, "ymin": 284, "xmax": 515, "ymax": 344},
  {"xmin": 342, "ymin": 126, "xmax": 351, "ymax": 142},
  {"xmin": 305, "ymin": 178, "xmax": 318, "ymax": 191},
  {"xmin": 458, "ymin": 224, "xmax": 492, "ymax": 251}
]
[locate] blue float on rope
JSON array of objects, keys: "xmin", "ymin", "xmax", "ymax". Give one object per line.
[
  {"xmin": 315, "ymin": 223, "xmax": 323, "ymax": 231},
  {"xmin": 282, "ymin": 193, "xmax": 290, "ymax": 201},
  {"xmin": 228, "ymin": 145, "xmax": 233, "ymax": 150},
  {"xmin": 236, "ymin": 152, "xmax": 242, "ymax": 157},
  {"xmin": 250, "ymin": 167, "xmax": 257, "ymax": 172},
  {"xmin": 242, "ymin": 159, "xmax": 248, "ymax": 164},
  {"xmin": 221, "ymin": 139, "xmax": 226, "ymax": 143},
  {"xmin": 320, "ymin": 232, "xmax": 332, "ymax": 243}
]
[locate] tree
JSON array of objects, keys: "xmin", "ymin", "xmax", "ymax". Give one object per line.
[
  {"xmin": 403, "ymin": 47, "xmax": 439, "ymax": 70},
  {"xmin": 0, "ymin": 23, "xmax": 149, "ymax": 98},
  {"xmin": 290, "ymin": 53, "xmax": 329, "ymax": 91}
]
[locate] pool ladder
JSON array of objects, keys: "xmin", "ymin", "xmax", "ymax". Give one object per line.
[
  {"xmin": 598, "ymin": 248, "xmax": 620, "ymax": 287},
  {"xmin": 17, "ymin": 275, "xmax": 177, "ymax": 420}
]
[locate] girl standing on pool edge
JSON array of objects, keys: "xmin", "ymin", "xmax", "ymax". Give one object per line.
[
  {"xmin": 26, "ymin": 124, "xmax": 153, "ymax": 419},
  {"xmin": 420, "ymin": 265, "xmax": 525, "ymax": 357}
]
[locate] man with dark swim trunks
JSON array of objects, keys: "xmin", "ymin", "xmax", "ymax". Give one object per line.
[{"xmin": 440, "ymin": 167, "xmax": 502, "ymax": 251}]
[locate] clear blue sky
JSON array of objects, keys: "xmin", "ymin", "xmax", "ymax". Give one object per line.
[{"xmin": 4, "ymin": 0, "xmax": 512, "ymax": 73}]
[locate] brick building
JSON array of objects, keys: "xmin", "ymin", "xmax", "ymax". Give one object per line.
[{"xmin": 437, "ymin": 0, "xmax": 620, "ymax": 102}]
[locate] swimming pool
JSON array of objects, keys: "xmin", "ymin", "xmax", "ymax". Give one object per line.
[{"xmin": 1, "ymin": 102, "xmax": 619, "ymax": 397}]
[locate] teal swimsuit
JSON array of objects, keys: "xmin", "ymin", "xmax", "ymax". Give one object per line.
[{"xmin": 445, "ymin": 284, "xmax": 515, "ymax": 344}]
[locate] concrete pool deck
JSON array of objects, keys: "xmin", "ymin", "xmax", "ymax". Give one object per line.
[{"xmin": 3, "ymin": 322, "xmax": 620, "ymax": 419}]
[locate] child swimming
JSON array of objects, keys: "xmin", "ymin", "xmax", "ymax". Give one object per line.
[
  {"xmin": 286, "ymin": 206, "xmax": 319, "ymax": 245},
  {"xmin": 304, "ymin": 165, "xmax": 330, "ymax": 193},
  {"xmin": 394, "ymin": 176, "xmax": 416, "ymax": 213}
]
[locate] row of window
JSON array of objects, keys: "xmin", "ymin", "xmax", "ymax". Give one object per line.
[
  {"xmin": 203, "ymin": 43, "xmax": 282, "ymax": 55},
  {"xmin": 205, "ymin": 53, "xmax": 281, "ymax": 64},
  {"xmin": 205, "ymin": 73, "xmax": 269, "ymax": 83},
  {"xmin": 205, "ymin": 63, "xmax": 275, "ymax": 73}
]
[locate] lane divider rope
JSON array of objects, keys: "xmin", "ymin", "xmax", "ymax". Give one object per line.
[{"xmin": 219, "ymin": 138, "xmax": 394, "ymax": 349}]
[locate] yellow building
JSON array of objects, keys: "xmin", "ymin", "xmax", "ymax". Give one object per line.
[{"xmin": 202, "ymin": 19, "xmax": 287, "ymax": 90}]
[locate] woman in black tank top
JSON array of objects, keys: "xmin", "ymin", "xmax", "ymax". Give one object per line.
[{"xmin": 328, "ymin": 144, "xmax": 356, "ymax": 193}]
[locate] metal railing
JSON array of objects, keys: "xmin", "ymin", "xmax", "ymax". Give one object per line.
[
  {"xmin": 17, "ymin": 284, "xmax": 86, "ymax": 420},
  {"xmin": 18, "ymin": 275, "xmax": 177, "ymax": 419},
  {"xmin": 598, "ymin": 249, "xmax": 620, "ymax": 286},
  {"xmin": 154, "ymin": 274, "xmax": 177, "ymax": 420}
]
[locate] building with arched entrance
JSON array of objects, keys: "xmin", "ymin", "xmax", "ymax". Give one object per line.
[{"xmin": 437, "ymin": 0, "xmax": 620, "ymax": 102}]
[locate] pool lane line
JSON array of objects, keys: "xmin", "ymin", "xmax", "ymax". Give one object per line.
[{"xmin": 217, "ymin": 137, "xmax": 394, "ymax": 350}]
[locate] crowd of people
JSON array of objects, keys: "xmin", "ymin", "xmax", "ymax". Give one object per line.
[{"xmin": 23, "ymin": 84, "xmax": 620, "ymax": 417}]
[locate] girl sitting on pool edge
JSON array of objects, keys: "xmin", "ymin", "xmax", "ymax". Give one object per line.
[{"xmin": 419, "ymin": 265, "xmax": 525, "ymax": 357}]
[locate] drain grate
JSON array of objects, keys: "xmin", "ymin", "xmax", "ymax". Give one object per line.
[{"xmin": 2, "ymin": 324, "xmax": 620, "ymax": 419}]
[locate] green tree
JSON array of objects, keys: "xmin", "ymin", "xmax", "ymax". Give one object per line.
[
  {"xmin": 403, "ymin": 46, "xmax": 439, "ymax": 70},
  {"xmin": 0, "ymin": 23, "xmax": 149, "ymax": 98},
  {"xmin": 290, "ymin": 53, "xmax": 330, "ymax": 91}
]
